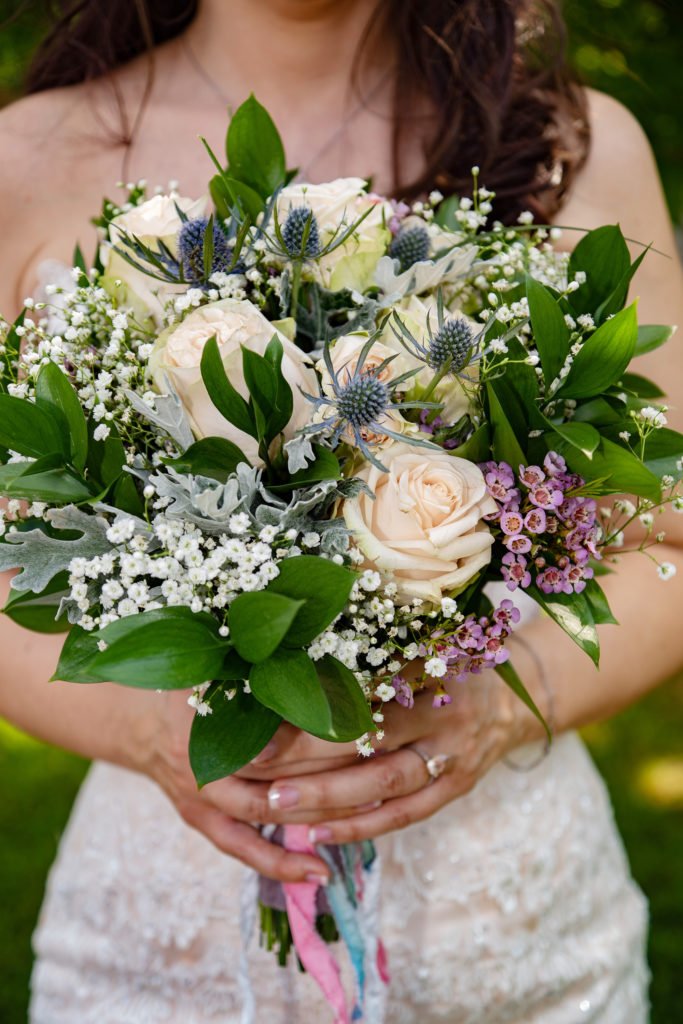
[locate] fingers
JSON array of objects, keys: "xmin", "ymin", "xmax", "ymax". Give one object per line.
[
  {"xmin": 306, "ymin": 773, "xmax": 471, "ymax": 845},
  {"xmin": 178, "ymin": 803, "xmax": 330, "ymax": 884},
  {"xmin": 265, "ymin": 747, "xmax": 433, "ymax": 820}
]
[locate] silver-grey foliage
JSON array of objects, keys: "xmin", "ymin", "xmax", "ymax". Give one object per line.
[
  {"xmin": 0, "ymin": 505, "xmax": 113, "ymax": 592},
  {"xmin": 124, "ymin": 378, "xmax": 195, "ymax": 451}
]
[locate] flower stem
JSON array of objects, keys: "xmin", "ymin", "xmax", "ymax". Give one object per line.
[
  {"xmin": 419, "ymin": 357, "xmax": 452, "ymax": 404},
  {"xmin": 290, "ymin": 260, "xmax": 303, "ymax": 318}
]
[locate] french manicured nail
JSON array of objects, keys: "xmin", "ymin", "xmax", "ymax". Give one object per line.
[
  {"xmin": 268, "ymin": 785, "xmax": 300, "ymax": 810},
  {"xmin": 356, "ymin": 800, "xmax": 382, "ymax": 812},
  {"xmin": 309, "ymin": 825, "xmax": 334, "ymax": 844},
  {"xmin": 306, "ymin": 873, "xmax": 329, "ymax": 886},
  {"xmin": 250, "ymin": 741, "xmax": 278, "ymax": 765}
]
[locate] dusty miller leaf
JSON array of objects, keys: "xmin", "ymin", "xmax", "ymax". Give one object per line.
[
  {"xmin": 124, "ymin": 378, "xmax": 195, "ymax": 451},
  {"xmin": 0, "ymin": 505, "xmax": 113, "ymax": 593}
]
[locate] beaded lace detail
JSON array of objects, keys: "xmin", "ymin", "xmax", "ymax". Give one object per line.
[{"xmin": 30, "ymin": 734, "xmax": 649, "ymax": 1023}]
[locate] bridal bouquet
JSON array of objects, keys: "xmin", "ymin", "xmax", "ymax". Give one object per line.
[{"xmin": 1, "ymin": 97, "xmax": 681, "ymax": 1021}]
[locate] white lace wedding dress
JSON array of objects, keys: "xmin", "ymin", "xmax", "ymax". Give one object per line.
[
  {"xmin": 29, "ymin": 732, "xmax": 649, "ymax": 1023},
  {"xmin": 27, "ymin": 263, "xmax": 649, "ymax": 1023}
]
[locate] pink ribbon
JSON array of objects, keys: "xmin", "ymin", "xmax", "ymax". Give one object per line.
[{"xmin": 283, "ymin": 824, "xmax": 349, "ymax": 1024}]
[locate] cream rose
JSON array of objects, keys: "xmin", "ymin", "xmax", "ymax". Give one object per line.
[
  {"xmin": 276, "ymin": 178, "xmax": 392, "ymax": 292},
  {"xmin": 342, "ymin": 442, "xmax": 497, "ymax": 604},
  {"xmin": 100, "ymin": 193, "xmax": 207, "ymax": 324},
  {"xmin": 148, "ymin": 299, "xmax": 316, "ymax": 465}
]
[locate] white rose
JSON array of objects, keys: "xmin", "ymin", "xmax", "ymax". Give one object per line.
[
  {"xmin": 100, "ymin": 193, "xmax": 207, "ymax": 324},
  {"xmin": 276, "ymin": 178, "xmax": 392, "ymax": 292},
  {"xmin": 342, "ymin": 442, "xmax": 496, "ymax": 604},
  {"xmin": 148, "ymin": 298, "xmax": 316, "ymax": 465}
]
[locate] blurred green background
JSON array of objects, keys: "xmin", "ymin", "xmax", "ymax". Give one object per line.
[{"xmin": 0, "ymin": 1, "xmax": 682, "ymax": 1022}]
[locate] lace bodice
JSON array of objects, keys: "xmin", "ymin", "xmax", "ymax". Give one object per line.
[{"xmin": 30, "ymin": 733, "xmax": 649, "ymax": 1023}]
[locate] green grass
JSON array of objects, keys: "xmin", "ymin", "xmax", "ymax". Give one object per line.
[{"xmin": 1, "ymin": 676, "xmax": 682, "ymax": 1023}]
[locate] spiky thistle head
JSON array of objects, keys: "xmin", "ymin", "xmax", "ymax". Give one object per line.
[
  {"xmin": 335, "ymin": 372, "xmax": 390, "ymax": 427},
  {"xmin": 428, "ymin": 317, "xmax": 475, "ymax": 372},
  {"xmin": 389, "ymin": 225, "xmax": 431, "ymax": 273},
  {"xmin": 282, "ymin": 206, "xmax": 321, "ymax": 258},
  {"xmin": 177, "ymin": 217, "xmax": 231, "ymax": 282}
]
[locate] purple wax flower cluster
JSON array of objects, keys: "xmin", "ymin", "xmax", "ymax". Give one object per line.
[{"xmin": 480, "ymin": 452, "xmax": 601, "ymax": 596}]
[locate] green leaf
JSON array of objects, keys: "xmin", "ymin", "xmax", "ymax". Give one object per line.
[
  {"xmin": 315, "ymin": 654, "xmax": 375, "ymax": 740},
  {"xmin": 555, "ymin": 302, "xmax": 638, "ymax": 400},
  {"xmin": 3, "ymin": 571, "xmax": 71, "ymax": 634},
  {"xmin": 0, "ymin": 456, "xmax": 92, "ymax": 503},
  {"xmin": 542, "ymin": 417, "xmax": 600, "ymax": 457},
  {"xmin": 289, "ymin": 445, "xmax": 341, "ymax": 485},
  {"xmin": 200, "ymin": 335, "xmax": 257, "ymax": 438},
  {"xmin": 189, "ymin": 683, "xmax": 281, "ymax": 785},
  {"xmin": 636, "ymin": 427, "xmax": 683, "ymax": 480},
  {"xmin": 619, "ymin": 372, "xmax": 665, "ymax": 399},
  {"xmin": 568, "ymin": 225, "xmax": 630, "ymax": 317},
  {"xmin": 583, "ymin": 579, "xmax": 619, "ymax": 626},
  {"xmin": 572, "ymin": 397, "xmax": 624, "ymax": 427},
  {"xmin": 527, "ymin": 584, "xmax": 600, "ymax": 666},
  {"xmin": 163, "ymin": 437, "xmax": 250, "ymax": 482},
  {"xmin": 634, "ymin": 324, "xmax": 675, "ymax": 358},
  {"xmin": 54, "ymin": 607, "xmax": 229, "ymax": 687},
  {"xmin": 86, "ymin": 418, "xmax": 126, "ymax": 490},
  {"xmin": 266, "ymin": 555, "xmax": 357, "ymax": 647},
  {"xmin": 595, "ymin": 246, "xmax": 648, "ymax": 322},
  {"xmin": 250, "ymin": 648, "xmax": 333, "ymax": 736},
  {"xmin": 111, "ymin": 473, "xmax": 145, "ymax": 517},
  {"xmin": 262, "ymin": 336, "xmax": 294, "ymax": 440},
  {"xmin": 0, "ymin": 395, "xmax": 68, "ymax": 460},
  {"xmin": 487, "ymin": 383, "xmax": 526, "ymax": 469},
  {"xmin": 219, "ymin": 176, "xmax": 265, "ymax": 222},
  {"xmin": 526, "ymin": 275, "xmax": 570, "ymax": 386},
  {"xmin": 35, "ymin": 362, "xmax": 89, "ymax": 471},
  {"xmin": 453, "ymin": 422, "xmax": 491, "ymax": 462},
  {"xmin": 554, "ymin": 434, "xmax": 662, "ymax": 502},
  {"xmin": 241, "ymin": 345, "xmax": 278, "ymax": 441},
  {"xmin": 226, "ymin": 94, "xmax": 286, "ymax": 199},
  {"xmin": 228, "ymin": 591, "xmax": 304, "ymax": 662},
  {"xmin": 495, "ymin": 659, "xmax": 550, "ymax": 741},
  {"xmin": 202, "ymin": 213, "xmax": 215, "ymax": 281}
]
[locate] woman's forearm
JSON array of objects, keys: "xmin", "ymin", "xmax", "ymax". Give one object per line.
[{"xmin": 509, "ymin": 539, "xmax": 683, "ymax": 746}]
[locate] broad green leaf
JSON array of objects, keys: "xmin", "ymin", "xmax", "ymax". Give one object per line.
[
  {"xmin": 220, "ymin": 649, "xmax": 251, "ymax": 680},
  {"xmin": 35, "ymin": 362, "xmax": 88, "ymax": 471},
  {"xmin": 583, "ymin": 579, "xmax": 619, "ymax": 626},
  {"xmin": 163, "ymin": 437, "xmax": 250, "ymax": 482},
  {"xmin": 315, "ymin": 654, "xmax": 374, "ymax": 741},
  {"xmin": 54, "ymin": 607, "xmax": 229, "ymax": 687},
  {"xmin": 572, "ymin": 397, "xmax": 624, "ymax": 427},
  {"xmin": 0, "ymin": 395, "xmax": 68, "ymax": 460},
  {"xmin": 200, "ymin": 335, "xmax": 257, "ymax": 438},
  {"xmin": 526, "ymin": 275, "xmax": 570, "ymax": 386},
  {"xmin": 619, "ymin": 372, "xmax": 665, "ymax": 399},
  {"xmin": 487, "ymin": 383, "xmax": 526, "ymax": 469},
  {"xmin": 219, "ymin": 176, "xmax": 265, "ymax": 221},
  {"xmin": 495, "ymin": 659, "xmax": 550, "ymax": 741},
  {"xmin": 262, "ymin": 336, "xmax": 294, "ymax": 440},
  {"xmin": 267, "ymin": 555, "xmax": 357, "ymax": 647},
  {"xmin": 555, "ymin": 303, "xmax": 638, "ymax": 400},
  {"xmin": 0, "ymin": 456, "xmax": 92, "ymax": 503},
  {"xmin": 453, "ymin": 422, "xmax": 491, "ymax": 462},
  {"xmin": 595, "ymin": 245, "xmax": 648, "ymax": 322},
  {"xmin": 86, "ymin": 418, "xmax": 126, "ymax": 490},
  {"xmin": 635, "ymin": 324, "xmax": 675, "ymax": 357},
  {"xmin": 189, "ymin": 683, "xmax": 281, "ymax": 785},
  {"xmin": 568, "ymin": 225, "xmax": 630, "ymax": 317},
  {"xmin": 250, "ymin": 648, "xmax": 333, "ymax": 736},
  {"xmin": 226, "ymin": 94, "xmax": 286, "ymax": 199},
  {"xmin": 527, "ymin": 584, "xmax": 600, "ymax": 666},
  {"xmin": 554, "ymin": 435, "xmax": 662, "ymax": 502},
  {"xmin": 3, "ymin": 571, "xmax": 71, "ymax": 634},
  {"xmin": 111, "ymin": 473, "xmax": 145, "ymax": 517},
  {"xmin": 542, "ymin": 417, "xmax": 600, "ymax": 457},
  {"xmin": 228, "ymin": 591, "xmax": 304, "ymax": 662},
  {"xmin": 289, "ymin": 445, "xmax": 341, "ymax": 486},
  {"xmin": 241, "ymin": 346, "xmax": 279, "ymax": 442}
]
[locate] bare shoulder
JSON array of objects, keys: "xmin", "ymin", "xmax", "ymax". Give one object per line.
[
  {"xmin": 560, "ymin": 88, "xmax": 668, "ymax": 240},
  {"xmin": 0, "ymin": 83, "xmax": 126, "ymax": 317}
]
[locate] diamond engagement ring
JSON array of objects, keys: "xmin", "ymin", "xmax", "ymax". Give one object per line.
[{"xmin": 405, "ymin": 744, "xmax": 454, "ymax": 783}]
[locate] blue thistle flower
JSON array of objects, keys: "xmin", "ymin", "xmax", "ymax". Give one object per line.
[
  {"xmin": 177, "ymin": 217, "xmax": 231, "ymax": 283},
  {"xmin": 428, "ymin": 318, "xmax": 474, "ymax": 372},
  {"xmin": 282, "ymin": 206, "xmax": 321, "ymax": 258},
  {"xmin": 389, "ymin": 225, "xmax": 431, "ymax": 273},
  {"xmin": 336, "ymin": 374, "xmax": 390, "ymax": 427}
]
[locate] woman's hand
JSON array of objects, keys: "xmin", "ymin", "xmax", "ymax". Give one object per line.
[
  {"xmin": 240, "ymin": 670, "xmax": 534, "ymax": 843},
  {"xmin": 138, "ymin": 688, "xmax": 333, "ymax": 883}
]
